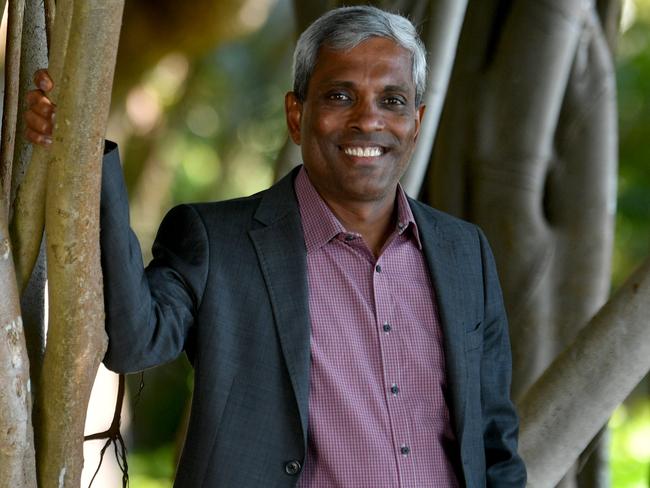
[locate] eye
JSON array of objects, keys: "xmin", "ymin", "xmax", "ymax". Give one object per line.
[
  {"xmin": 382, "ymin": 96, "xmax": 406, "ymax": 106},
  {"xmin": 326, "ymin": 92, "xmax": 351, "ymax": 102}
]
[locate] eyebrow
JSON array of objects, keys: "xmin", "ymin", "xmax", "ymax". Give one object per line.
[{"xmin": 321, "ymin": 81, "xmax": 411, "ymax": 94}]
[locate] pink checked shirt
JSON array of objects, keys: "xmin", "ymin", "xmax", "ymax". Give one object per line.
[{"xmin": 294, "ymin": 167, "xmax": 460, "ymax": 487}]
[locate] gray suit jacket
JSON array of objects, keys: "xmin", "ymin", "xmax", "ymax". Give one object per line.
[{"xmin": 100, "ymin": 142, "xmax": 526, "ymax": 487}]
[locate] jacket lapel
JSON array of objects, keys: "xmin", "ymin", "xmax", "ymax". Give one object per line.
[
  {"xmin": 410, "ymin": 200, "xmax": 468, "ymax": 443},
  {"xmin": 248, "ymin": 167, "xmax": 312, "ymax": 446}
]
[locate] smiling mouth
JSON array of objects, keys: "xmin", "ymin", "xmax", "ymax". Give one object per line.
[{"xmin": 342, "ymin": 146, "xmax": 385, "ymax": 158}]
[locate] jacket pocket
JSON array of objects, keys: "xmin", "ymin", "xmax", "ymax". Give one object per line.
[{"xmin": 465, "ymin": 321, "xmax": 483, "ymax": 351}]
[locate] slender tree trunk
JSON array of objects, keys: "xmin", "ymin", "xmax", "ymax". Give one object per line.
[
  {"xmin": 35, "ymin": 1, "xmax": 124, "ymax": 486},
  {"xmin": 10, "ymin": 0, "xmax": 49, "ymax": 209},
  {"xmin": 0, "ymin": 206, "xmax": 36, "ymax": 488},
  {"xmin": 1, "ymin": 0, "xmax": 26, "ymax": 217},
  {"xmin": 9, "ymin": 0, "xmax": 49, "ymax": 398},
  {"xmin": 518, "ymin": 256, "xmax": 650, "ymax": 487},
  {"xmin": 399, "ymin": 0, "xmax": 468, "ymax": 195},
  {"xmin": 9, "ymin": 0, "xmax": 74, "ymax": 293},
  {"xmin": 43, "ymin": 0, "xmax": 55, "ymax": 49}
]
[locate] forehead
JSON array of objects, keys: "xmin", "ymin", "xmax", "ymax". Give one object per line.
[{"xmin": 310, "ymin": 37, "xmax": 414, "ymax": 91}]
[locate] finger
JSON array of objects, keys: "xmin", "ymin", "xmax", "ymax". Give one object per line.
[
  {"xmin": 25, "ymin": 90, "xmax": 55, "ymax": 116},
  {"xmin": 26, "ymin": 128, "xmax": 52, "ymax": 147},
  {"xmin": 33, "ymin": 69, "xmax": 53, "ymax": 92},
  {"xmin": 25, "ymin": 110, "xmax": 53, "ymax": 136}
]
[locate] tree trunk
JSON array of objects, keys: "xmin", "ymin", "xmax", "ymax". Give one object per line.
[
  {"xmin": 518, "ymin": 255, "xmax": 650, "ymax": 487},
  {"xmin": 8, "ymin": 0, "xmax": 49, "ymax": 397},
  {"xmin": 9, "ymin": 0, "xmax": 74, "ymax": 293},
  {"xmin": 10, "ymin": 0, "xmax": 49, "ymax": 209},
  {"xmin": 394, "ymin": 0, "xmax": 469, "ymax": 196},
  {"xmin": 34, "ymin": 1, "xmax": 124, "ymax": 486},
  {"xmin": 0, "ymin": 206, "xmax": 36, "ymax": 488},
  {"xmin": 428, "ymin": 3, "xmax": 617, "ymax": 485},
  {"xmin": 1, "ymin": 0, "xmax": 26, "ymax": 217},
  {"xmin": 429, "ymin": 0, "xmax": 616, "ymax": 403}
]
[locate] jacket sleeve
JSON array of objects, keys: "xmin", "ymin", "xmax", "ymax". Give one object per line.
[
  {"xmin": 477, "ymin": 227, "xmax": 527, "ymax": 487},
  {"xmin": 100, "ymin": 142, "xmax": 208, "ymax": 373}
]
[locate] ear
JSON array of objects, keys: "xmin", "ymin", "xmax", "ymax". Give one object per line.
[
  {"xmin": 413, "ymin": 104, "xmax": 426, "ymax": 142},
  {"xmin": 285, "ymin": 92, "xmax": 303, "ymax": 145}
]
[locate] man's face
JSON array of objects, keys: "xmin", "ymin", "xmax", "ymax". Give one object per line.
[{"xmin": 285, "ymin": 37, "xmax": 424, "ymax": 207}]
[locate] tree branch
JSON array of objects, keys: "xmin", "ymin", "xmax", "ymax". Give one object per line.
[{"xmin": 518, "ymin": 255, "xmax": 650, "ymax": 487}]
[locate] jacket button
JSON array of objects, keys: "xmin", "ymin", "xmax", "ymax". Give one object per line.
[{"xmin": 285, "ymin": 460, "xmax": 302, "ymax": 475}]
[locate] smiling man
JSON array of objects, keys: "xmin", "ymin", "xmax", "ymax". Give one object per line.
[{"xmin": 26, "ymin": 5, "xmax": 525, "ymax": 488}]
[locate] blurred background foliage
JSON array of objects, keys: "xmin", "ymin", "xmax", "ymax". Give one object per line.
[
  {"xmin": 106, "ymin": 1, "xmax": 296, "ymax": 486},
  {"xmin": 104, "ymin": 0, "xmax": 649, "ymax": 486},
  {"xmin": 609, "ymin": 1, "xmax": 650, "ymax": 487}
]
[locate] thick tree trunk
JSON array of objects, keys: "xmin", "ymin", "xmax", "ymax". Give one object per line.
[
  {"xmin": 0, "ymin": 207, "xmax": 36, "ymax": 488},
  {"xmin": 427, "ymin": 3, "xmax": 616, "ymax": 485},
  {"xmin": 429, "ymin": 0, "xmax": 616, "ymax": 401},
  {"xmin": 518, "ymin": 256, "xmax": 650, "ymax": 487},
  {"xmin": 34, "ymin": 1, "xmax": 124, "ymax": 486}
]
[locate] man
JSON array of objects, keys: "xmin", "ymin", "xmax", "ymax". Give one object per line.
[{"xmin": 26, "ymin": 6, "xmax": 526, "ymax": 487}]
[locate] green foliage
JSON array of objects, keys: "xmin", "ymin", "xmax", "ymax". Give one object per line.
[
  {"xmin": 614, "ymin": 2, "xmax": 650, "ymax": 286},
  {"xmin": 128, "ymin": 444, "xmax": 175, "ymax": 488},
  {"xmin": 610, "ymin": 401, "xmax": 650, "ymax": 487},
  {"xmin": 610, "ymin": 2, "xmax": 650, "ymax": 486},
  {"xmin": 167, "ymin": 0, "xmax": 293, "ymax": 205}
]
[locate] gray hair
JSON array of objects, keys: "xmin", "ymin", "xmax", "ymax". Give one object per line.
[{"xmin": 292, "ymin": 6, "xmax": 427, "ymax": 106}]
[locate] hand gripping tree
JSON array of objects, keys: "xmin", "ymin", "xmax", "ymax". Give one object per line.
[{"xmin": 0, "ymin": 0, "xmax": 124, "ymax": 487}]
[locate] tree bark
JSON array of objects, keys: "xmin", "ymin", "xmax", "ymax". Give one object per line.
[
  {"xmin": 35, "ymin": 1, "xmax": 124, "ymax": 486},
  {"xmin": 399, "ymin": 0, "xmax": 468, "ymax": 196},
  {"xmin": 0, "ymin": 205, "xmax": 36, "ymax": 488},
  {"xmin": 1, "ymin": 0, "xmax": 26, "ymax": 217},
  {"xmin": 596, "ymin": 0, "xmax": 622, "ymax": 54},
  {"xmin": 427, "ymin": 4, "xmax": 617, "ymax": 484},
  {"xmin": 10, "ymin": 0, "xmax": 49, "ymax": 208},
  {"xmin": 7, "ymin": 0, "xmax": 49, "ymax": 397},
  {"xmin": 9, "ymin": 0, "xmax": 74, "ymax": 293},
  {"xmin": 518, "ymin": 255, "xmax": 650, "ymax": 487},
  {"xmin": 43, "ymin": 0, "xmax": 55, "ymax": 50},
  {"xmin": 429, "ymin": 0, "xmax": 616, "ymax": 400}
]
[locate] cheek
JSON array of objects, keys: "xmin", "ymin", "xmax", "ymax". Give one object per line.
[
  {"xmin": 309, "ymin": 110, "xmax": 339, "ymax": 137},
  {"xmin": 395, "ymin": 118, "xmax": 419, "ymax": 141}
]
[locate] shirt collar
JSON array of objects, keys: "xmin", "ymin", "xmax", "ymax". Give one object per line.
[{"xmin": 294, "ymin": 166, "xmax": 422, "ymax": 253}]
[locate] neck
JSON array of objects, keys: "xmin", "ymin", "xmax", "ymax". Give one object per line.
[{"xmin": 324, "ymin": 195, "xmax": 397, "ymax": 258}]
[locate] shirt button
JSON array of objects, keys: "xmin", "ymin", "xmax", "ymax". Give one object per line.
[
  {"xmin": 284, "ymin": 460, "xmax": 302, "ymax": 475},
  {"xmin": 383, "ymin": 322, "xmax": 392, "ymax": 333},
  {"xmin": 344, "ymin": 235, "xmax": 355, "ymax": 242},
  {"xmin": 397, "ymin": 222, "xmax": 405, "ymax": 231},
  {"xmin": 401, "ymin": 445, "xmax": 410, "ymax": 456},
  {"xmin": 375, "ymin": 264, "xmax": 382, "ymax": 273},
  {"xmin": 390, "ymin": 384, "xmax": 399, "ymax": 395}
]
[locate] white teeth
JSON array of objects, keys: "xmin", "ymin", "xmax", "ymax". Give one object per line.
[{"xmin": 344, "ymin": 146, "xmax": 383, "ymax": 157}]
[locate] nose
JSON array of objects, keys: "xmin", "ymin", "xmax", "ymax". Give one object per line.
[{"xmin": 347, "ymin": 98, "xmax": 385, "ymax": 132}]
